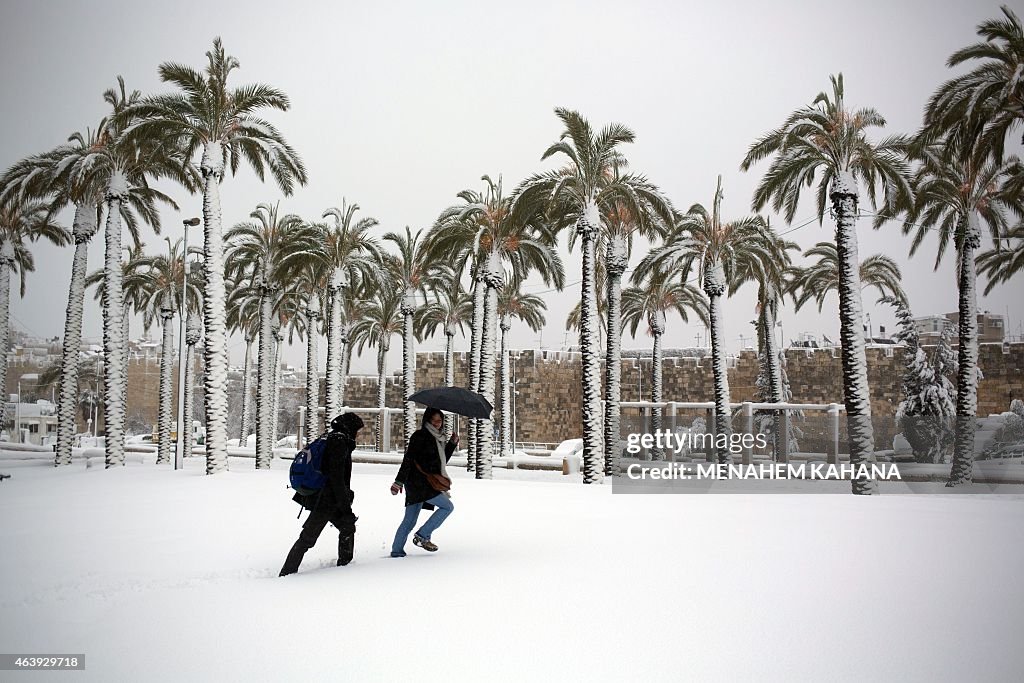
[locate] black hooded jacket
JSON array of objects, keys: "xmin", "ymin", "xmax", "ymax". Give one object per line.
[{"xmin": 293, "ymin": 429, "xmax": 357, "ymax": 513}]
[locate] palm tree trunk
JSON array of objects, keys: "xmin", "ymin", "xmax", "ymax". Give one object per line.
[
  {"xmin": 156, "ymin": 307, "xmax": 175, "ymax": 465},
  {"xmin": 375, "ymin": 343, "xmax": 388, "ymax": 452},
  {"xmin": 831, "ymin": 172, "xmax": 877, "ymax": 495},
  {"xmin": 467, "ymin": 274, "xmax": 485, "ymax": 471},
  {"xmin": 0, "ymin": 239, "xmax": 13, "ymax": 441},
  {"xmin": 102, "ymin": 174, "xmax": 128, "ymax": 467},
  {"xmin": 762, "ymin": 303, "xmax": 783, "ymax": 401},
  {"xmin": 476, "ymin": 254, "xmax": 501, "ymax": 479},
  {"xmin": 200, "ymin": 141, "xmax": 230, "ymax": 474},
  {"xmin": 56, "ymin": 203, "xmax": 96, "ymax": 466},
  {"xmin": 604, "ymin": 235, "xmax": 627, "ymax": 475},
  {"xmin": 305, "ymin": 300, "xmax": 320, "ymax": 443},
  {"xmin": 271, "ymin": 327, "xmax": 283, "ymax": 448},
  {"xmin": 325, "ymin": 282, "xmax": 342, "ymax": 429},
  {"xmin": 706, "ymin": 281, "xmax": 732, "ymax": 464},
  {"xmin": 443, "ymin": 327, "xmax": 456, "ymax": 437},
  {"xmin": 338, "ymin": 324, "xmax": 351, "ymax": 411},
  {"xmin": 948, "ymin": 215, "xmax": 980, "ymax": 487},
  {"xmin": 500, "ymin": 316, "xmax": 512, "ymax": 459},
  {"xmin": 761, "ymin": 300, "xmax": 784, "ymax": 460},
  {"xmin": 255, "ymin": 290, "xmax": 274, "ymax": 469},
  {"xmin": 239, "ymin": 337, "xmax": 254, "ymax": 444},
  {"xmin": 183, "ymin": 346, "xmax": 196, "ymax": 457},
  {"xmin": 122, "ymin": 304, "xmax": 130, "ymax": 422},
  {"xmin": 402, "ymin": 290, "xmax": 417, "ymax": 443},
  {"xmin": 651, "ymin": 316, "xmax": 665, "ymax": 461},
  {"xmin": 578, "ymin": 205, "xmax": 604, "ymax": 483}
]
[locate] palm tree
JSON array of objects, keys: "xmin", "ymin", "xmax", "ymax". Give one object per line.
[
  {"xmin": 740, "ymin": 73, "xmax": 912, "ymax": 494},
  {"xmin": 132, "ymin": 238, "xmax": 202, "ymax": 464},
  {"xmin": 36, "ymin": 358, "xmax": 105, "ymax": 436},
  {"xmin": 427, "ymin": 194, "xmax": 490, "ymax": 473},
  {"xmin": 271, "ymin": 293, "xmax": 304, "ymax": 447},
  {"xmin": 225, "ymin": 202, "xmax": 319, "ymax": 469},
  {"xmin": 496, "ymin": 275, "xmax": 547, "ymax": 458},
  {"xmin": 513, "ymin": 109, "xmax": 665, "ymax": 483},
  {"xmin": 415, "ymin": 264, "xmax": 473, "ymax": 436},
  {"xmin": 84, "ymin": 242, "xmax": 149, "ymax": 394},
  {"xmin": 382, "ymin": 226, "xmax": 431, "ymax": 444},
  {"xmin": 638, "ymin": 177, "xmax": 776, "ymax": 464},
  {"xmin": 226, "ymin": 275, "xmax": 260, "ymax": 445},
  {"xmin": 0, "ymin": 128, "xmax": 112, "ymax": 467},
  {"xmin": 301, "ymin": 279, "xmax": 322, "ymax": 443},
  {"xmin": 351, "ymin": 286, "xmax": 402, "ymax": 452},
  {"xmin": 128, "ymin": 37, "xmax": 308, "ymax": 474},
  {"xmin": 72, "ymin": 78, "xmax": 188, "ymax": 467},
  {"xmin": 622, "ymin": 265, "xmax": 709, "ymax": 460},
  {"xmin": 789, "ymin": 243, "xmax": 907, "ymax": 313},
  {"xmin": 430, "ymin": 174, "xmax": 563, "ymax": 478},
  {"xmin": 596, "ymin": 181, "xmax": 673, "ymax": 474},
  {"xmin": 322, "ymin": 201, "xmax": 382, "ymax": 425},
  {"xmin": 0, "ymin": 198, "xmax": 68, "ymax": 418},
  {"xmin": 923, "ymin": 6, "xmax": 1024, "ymax": 166},
  {"xmin": 883, "ymin": 142, "xmax": 1021, "ymax": 486},
  {"xmin": 731, "ymin": 225, "xmax": 799, "ymax": 461}
]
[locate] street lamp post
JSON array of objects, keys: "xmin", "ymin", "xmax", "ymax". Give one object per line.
[
  {"xmin": 175, "ymin": 218, "xmax": 200, "ymax": 470},
  {"xmin": 16, "ymin": 379, "xmax": 21, "ymax": 443}
]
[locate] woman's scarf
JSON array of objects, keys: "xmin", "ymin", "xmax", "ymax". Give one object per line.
[{"xmin": 424, "ymin": 423, "xmax": 450, "ymax": 483}]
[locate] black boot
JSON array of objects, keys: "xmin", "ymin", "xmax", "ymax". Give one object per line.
[
  {"xmin": 337, "ymin": 533, "xmax": 355, "ymax": 566},
  {"xmin": 280, "ymin": 542, "xmax": 307, "ymax": 576}
]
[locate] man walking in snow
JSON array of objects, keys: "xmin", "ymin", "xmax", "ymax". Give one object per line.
[{"xmin": 280, "ymin": 412, "xmax": 363, "ymax": 576}]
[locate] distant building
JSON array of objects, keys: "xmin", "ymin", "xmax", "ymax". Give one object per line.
[
  {"xmin": 914, "ymin": 312, "xmax": 1005, "ymax": 345},
  {"xmin": 3, "ymin": 399, "xmax": 58, "ymax": 446}
]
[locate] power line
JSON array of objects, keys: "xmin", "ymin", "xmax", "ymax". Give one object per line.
[
  {"xmin": 514, "ymin": 213, "xmax": 827, "ymax": 296},
  {"xmin": 863, "ymin": 211, "xmax": 1024, "ymax": 241}
]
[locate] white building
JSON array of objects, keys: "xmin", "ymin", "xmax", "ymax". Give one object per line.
[{"xmin": 5, "ymin": 399, "xmax": 59, "ymax": 446}]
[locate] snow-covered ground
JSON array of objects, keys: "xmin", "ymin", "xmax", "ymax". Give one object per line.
[{"xmin": 1, "ymin": 452, "xmax": 1022, "ymax": 682}]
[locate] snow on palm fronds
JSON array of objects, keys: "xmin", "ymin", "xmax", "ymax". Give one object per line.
[
  {"xmin": 742, "ymin": 73, "xmax": 913, "ymax": 494},
  {"xmin": 513, "ymin": 110, "xmax": 662, "ymax": 483},
  {"xmin": 126, "ymin": 38, "xmax": 308, "ymax": 473},
  {"xmin": 428, "ymin": 174, "xmax": 563, "ymax": 478}
]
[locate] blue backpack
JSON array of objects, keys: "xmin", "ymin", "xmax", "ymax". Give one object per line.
[{"xmin": 289, "ymin": 434, "xmax": 330, "ymax": 496}]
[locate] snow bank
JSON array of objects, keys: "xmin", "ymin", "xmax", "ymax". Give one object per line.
[{"xmin": 0, "ymin": 457, "xmax": 1021, "ymax": 681}]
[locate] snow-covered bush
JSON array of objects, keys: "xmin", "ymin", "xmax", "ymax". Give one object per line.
[{"xmin": 886, "ymin": 298, "xmax": 956, "ymax": 463}]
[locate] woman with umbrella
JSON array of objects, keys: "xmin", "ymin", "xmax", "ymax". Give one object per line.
[{"xmin": 389, "ymin": 407, "xmax": 459, "ymax": 556}]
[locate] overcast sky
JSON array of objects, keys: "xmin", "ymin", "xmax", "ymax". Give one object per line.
[{"xmin": 2, "ymin": 0, "xmax": 1021, "ymax": 377}]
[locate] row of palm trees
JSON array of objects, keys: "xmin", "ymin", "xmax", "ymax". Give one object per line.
[{"xmin": 1, "ymin": 8, "xmax": 1022, "ymax": 494}]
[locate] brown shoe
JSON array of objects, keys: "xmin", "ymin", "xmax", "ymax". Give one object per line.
[{"xmin": 413, "ymin": 534, "xmax": 438, "ymax": 552}]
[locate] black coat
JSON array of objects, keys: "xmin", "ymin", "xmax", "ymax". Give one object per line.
[
  {"xmin": 293, "ymin": 430, "xmax": 356, "ymax": 514},
  {"xmin": 395, "ymin": 428, "xmax": 456, "ymax": 508}
]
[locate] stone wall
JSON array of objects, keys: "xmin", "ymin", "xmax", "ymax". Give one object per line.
[
  {"xmin": 9, "ymin": 341, "xmax": 1021, "ymax": 447},
  {"xmin": 338, "ymin": 342, "xmax": 1024, "ymax": 449}
]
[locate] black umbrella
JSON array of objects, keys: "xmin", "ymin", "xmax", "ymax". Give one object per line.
[{"xmin": 407, "ymin": 387, "xmax": 493, "ymax": 419}]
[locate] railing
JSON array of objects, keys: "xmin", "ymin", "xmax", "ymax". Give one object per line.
[
  {"xmin": 299, "ymin": 405, "xmax": 443, "ymax": 453},
  {"xmin": 297, "ymin": 400, "xmax": 848, "ymax": 464},
  {"xmin": 617, "ymin": 400, "xmax": 846, "ymax": 466}
]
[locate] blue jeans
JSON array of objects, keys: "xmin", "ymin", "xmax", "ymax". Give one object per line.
[{"xmin": 391, "ymin": 494, "xmax": 454, "ymax": 553}]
